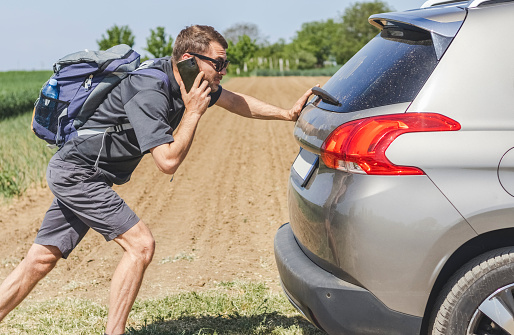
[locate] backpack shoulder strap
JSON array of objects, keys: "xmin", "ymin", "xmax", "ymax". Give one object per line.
[{"xmin": 130, "ymin": 68, "xmax": 171, "ymax": 91}]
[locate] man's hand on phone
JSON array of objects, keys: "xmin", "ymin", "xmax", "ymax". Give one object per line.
[{"xmin": 178, "ymin": 71, "xmax": 211, "ymax": 118}]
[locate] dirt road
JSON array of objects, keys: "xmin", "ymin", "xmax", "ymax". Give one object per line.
[{"xmin": 0, "ymin": 76, "xmax": 329, "ymax": 304}]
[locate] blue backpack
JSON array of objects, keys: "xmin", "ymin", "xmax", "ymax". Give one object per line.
[{"xmin": 32, "ymin": 44, "xmax": 170, "ymax": 147}]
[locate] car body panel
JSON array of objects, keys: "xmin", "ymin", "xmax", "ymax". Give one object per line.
[
  {"xmin": 387, "ymin": 132, "xmax": 514, "ymax": 234},
  {"xmin": 275, "ymin": 223, "xmax": 423, "ymax": 334},
  {"xmin": 289, "ymin": 164, "xmax": 476, "ymax": 315}
]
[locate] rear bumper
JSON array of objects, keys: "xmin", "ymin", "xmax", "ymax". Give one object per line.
[{"xmin": 274, "ymin": 223, "xmax": 422, "ymax": 335}]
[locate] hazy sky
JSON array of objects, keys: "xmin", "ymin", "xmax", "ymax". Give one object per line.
[{"xmin": 2, "ymin": 0, "xmax": 425, "ymax": 72}]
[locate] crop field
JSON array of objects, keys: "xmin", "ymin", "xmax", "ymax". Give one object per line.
[
  {"xmin": 0, "ymin": 71, "xmax": 55, "ymax": 199},
  {"xmin": 0, "ymin": 71, "xmax": 51, "ymax": 119}
]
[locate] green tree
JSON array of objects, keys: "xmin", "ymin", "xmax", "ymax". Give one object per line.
[
  {"xmin": 223, "ymin": 23, "xmax": 262, "ymax": 45},
  {"xmin": 97, "ymin": 24, "xmax": 135, "ymax": 50},
  {"xmin": 257, "ymin": 39, "xmax": 287, "ymax": 60},
  {"xmin": 257, "ymin": 40, "xmax": 317, "ymax": 71},
  {"xmin": 334, "ymin": 1, "xmax": 392, "ymax": 64},
  {"xmin": 226, "ymin": 35, "xmax": 258, "ymax": 74},
  {"xmin": 293, "ymin": 50, "xmax": 318, "ymax": 70},
  {"xmin": 145, "ymin": 26, "xmax": 173, "ymax": 58},
  {"xmin": 253, "ymin": 39, "xmax": 285, "ymax": 71},
  {"xmin": 291, "ymin": 19, "xmax": 340, "ymax": 67}
]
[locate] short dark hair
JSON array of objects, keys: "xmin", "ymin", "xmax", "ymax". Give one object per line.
[{"xmin": 172, "ymin": 25, "xmax": 228, "ymax": 64}]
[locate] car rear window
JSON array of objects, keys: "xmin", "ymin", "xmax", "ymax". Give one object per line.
[{"xmin": 319, "ymin": 23, "xmax": 438, "ymax": 113}]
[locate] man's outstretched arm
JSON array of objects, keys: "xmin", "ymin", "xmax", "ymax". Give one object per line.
[{"xmin": 215, "ymin": 87, "xmax": 314, "ymax": 121}]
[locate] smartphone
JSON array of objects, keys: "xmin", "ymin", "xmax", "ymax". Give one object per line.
[{"xmin": 177, "ymin": 57, "xmax": 200, "ymax": 93}]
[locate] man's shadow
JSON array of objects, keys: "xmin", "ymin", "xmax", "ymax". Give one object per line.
[{"xmin": 126, "ymin": 311, "xmax": 324, "ymax": 334}]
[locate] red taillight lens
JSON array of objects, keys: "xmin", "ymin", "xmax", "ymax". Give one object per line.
[{"xmin": 320, "ymin": 113, "xmax": 461, "ymax": 175}]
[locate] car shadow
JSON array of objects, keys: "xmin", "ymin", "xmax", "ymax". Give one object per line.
[{"xmin": 126, "ymin": 311, "xmax": 325, "ymax": 334}]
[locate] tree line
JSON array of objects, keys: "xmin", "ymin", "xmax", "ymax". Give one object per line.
[{"xmin": 97, "ymin": 1, "xmax": 391, "ymax": 75}]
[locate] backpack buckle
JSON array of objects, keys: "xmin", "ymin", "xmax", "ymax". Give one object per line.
[
  {"xmin": 84, "ymin": 74, "xmax": 93, "ymax": 91},
  {"xmin": 111, "ymin": 123, "xmax": 133, "ymax": 133}
]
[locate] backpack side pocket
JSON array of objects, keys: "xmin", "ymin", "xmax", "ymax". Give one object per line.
[{"xmin": 32, "ymin": 93, "xmax": 69, "ymax": 144}]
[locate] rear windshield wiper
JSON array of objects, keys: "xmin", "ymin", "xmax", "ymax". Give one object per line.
[{"xmin": 312, "ymin": 86, "xmax": 342, "ymax": 107}]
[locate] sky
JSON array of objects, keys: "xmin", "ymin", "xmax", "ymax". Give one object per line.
[{"xmin": 2, "ymin": 0, "xmax": 425, "ymax": 72}]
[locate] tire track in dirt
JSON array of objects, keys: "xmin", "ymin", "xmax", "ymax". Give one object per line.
[{"xmin": 0, "ymin": 76, "xmax": 329, "ymax": 303}]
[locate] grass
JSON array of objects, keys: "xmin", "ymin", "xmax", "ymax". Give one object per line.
[
  {"xmin": 0, "ymin": 71, "xmax": 55, "ymax": 199},
  {"xmin": 0, "ymin": 71, "xmax": 52, "ymax": 119},
  {"xmin": 0, "ymin": 111, "xmax": 55, "ymax": 199},
  {"xmin": 0, "ymin": 282, "xmax": 323, "ymax": 335}
]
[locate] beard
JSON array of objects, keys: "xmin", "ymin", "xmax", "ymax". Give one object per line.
[{"xmin": 205, "ymin": 73, "xmax": 223, "ymax": 93}]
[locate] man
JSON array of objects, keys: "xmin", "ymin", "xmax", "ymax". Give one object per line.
[{"xmin": 0, "ymin": 25, "xmax": 313, "ymax": 335}]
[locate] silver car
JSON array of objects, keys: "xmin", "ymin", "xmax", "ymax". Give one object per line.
[{"xmin": 274, "ymin": 0, "xmax": 514, "ymax": 334}]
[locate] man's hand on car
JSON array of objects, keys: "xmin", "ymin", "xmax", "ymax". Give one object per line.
[{"xmin": 286, "ymin": 85, "xmax": 318, "ymax": 121}]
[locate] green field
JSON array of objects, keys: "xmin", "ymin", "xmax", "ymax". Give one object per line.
[
  {"xmin": 0, "ymin": 71, "xmax": 52, "ymax": 119},
  {"xmin": 0, "ymin": 71, "xmax": 55, "ymax": 199}
]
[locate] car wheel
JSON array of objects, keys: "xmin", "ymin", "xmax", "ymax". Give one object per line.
[{"xmin": 430, "ymin": 247, "xmax": 514, "ymax": 335}]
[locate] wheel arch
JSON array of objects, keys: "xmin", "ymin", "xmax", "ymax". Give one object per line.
[{"xmin": 420, "ymin": 227, "xmax": 514, "ymax": 335}]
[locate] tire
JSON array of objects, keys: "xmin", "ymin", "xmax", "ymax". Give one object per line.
[{"xmin": 429, "ymin": 247, "xmax": 514, "ymax": 335}]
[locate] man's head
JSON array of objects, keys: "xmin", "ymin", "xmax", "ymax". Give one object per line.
[
  {"xmin": 172, "ymin": 25, "xmax": 229, "ymax": 93},
  {"xmin": 172, "ymin": 25, "xmax": 228, "ymax": 64}
]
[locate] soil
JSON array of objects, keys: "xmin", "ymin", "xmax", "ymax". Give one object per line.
[{"xmin": 0, "ymin": 76, "xmax": 329, "ymax": 304}]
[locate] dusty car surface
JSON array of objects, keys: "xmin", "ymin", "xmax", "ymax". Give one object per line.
[{"xmin": 274, "ymin": 0, "xmax": 514, "ymax": 334}]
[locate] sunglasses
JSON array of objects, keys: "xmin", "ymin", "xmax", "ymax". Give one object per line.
[{"xmin": 189, "ymin": 52, "xmax": 230, "ymax": 72}]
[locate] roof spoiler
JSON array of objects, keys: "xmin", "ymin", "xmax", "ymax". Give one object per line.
[
  {"xmin": 421, "ymin": 0, "xmax": 513, "ymax": 8},
  {"xmin": 369, "ymin": 5, "xmax": 466, "ymax": 60},
  {"xmin": 421, "ymin": 0, "xmax": 467, "ymax": 8}
]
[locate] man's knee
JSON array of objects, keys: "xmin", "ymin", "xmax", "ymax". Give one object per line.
[
  {"xmin": 116, "ymin": 221, "xmax": 155, "ymax": 266},
  {"xmin": 25, "ymin": 244, "xmax": 61, "ymax": 275},
  {"xmin": 136, "ymin": 234, "xmax": 155, "ymax": 266}
]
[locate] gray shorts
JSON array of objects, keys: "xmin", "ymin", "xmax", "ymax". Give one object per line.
[{"xmin": 35, "ymin": 155, "xmax": 140, "ymax": 258}]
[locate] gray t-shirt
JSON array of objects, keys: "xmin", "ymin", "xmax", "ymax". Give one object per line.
[{"xmin": 57, "ymin": 57, "xmax": 222, "ymax": 185}]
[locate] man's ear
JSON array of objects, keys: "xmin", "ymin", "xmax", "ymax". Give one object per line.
[{"xmin": 181, "ymin": 53, "xmax": 193, "ymax": 61}]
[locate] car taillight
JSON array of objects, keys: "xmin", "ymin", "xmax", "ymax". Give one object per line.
[{"xmin": 320, "ymin": 113, "xmax": 461, "ymax": 175}]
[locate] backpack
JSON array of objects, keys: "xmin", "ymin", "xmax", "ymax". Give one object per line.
[{"xmin": 32, "ymin": 44, "xmax": 170, "ymax": 148}]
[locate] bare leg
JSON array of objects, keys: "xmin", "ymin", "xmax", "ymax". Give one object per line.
[
  {"xmin": 105, "ymin": 220, "xmax": 155, "ymax": 335},
  {"xmin": 0, "ymin": 244, "xmax": 61, "ymax": 321}
]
